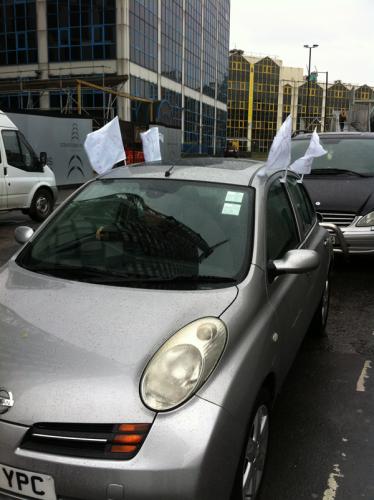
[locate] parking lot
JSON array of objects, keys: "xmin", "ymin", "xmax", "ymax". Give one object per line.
[{"xmin": 1, "ymin": 209, "xmax": 373, "ymax": 500}]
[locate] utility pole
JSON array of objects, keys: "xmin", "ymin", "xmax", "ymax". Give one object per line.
[{"xmin": 304, "ymin": 44, "xmax": 318, "ymax": 130}]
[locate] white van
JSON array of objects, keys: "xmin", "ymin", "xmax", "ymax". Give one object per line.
[{"xmin": 0, "ymin": 110, "xmax": 57, "ymax": 221}]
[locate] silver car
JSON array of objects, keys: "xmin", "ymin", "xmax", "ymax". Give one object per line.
[
  {"xmin": 292, "ymin": 132, "xmax": 374, "ymax": 254},
  {"xmin": 0, "ymin": 159, "xmax": 332, "ymax": 500}
]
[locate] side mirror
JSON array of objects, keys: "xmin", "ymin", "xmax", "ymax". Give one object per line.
[
  {"xmin": 39, "ymin": 152, "xmax": 47, "ymax": 167},
  {"xmin": 15, "ymin": 226, "xmax": 34, "ymax": 245},
  {"xmin": 269, "ymin": 249, "xmax": 320, "ymax": 280}
]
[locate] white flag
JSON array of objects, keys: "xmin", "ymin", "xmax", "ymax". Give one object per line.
[
  {"xmin": 263, "ymin": 115, "xmax": 292, "ymax": 174},
  {"xmin": 289, "ymin": 129, "xmax": 327, "ymax": 175},
  {"xmin": 141, "ymin": 127, "xmax": 162, "ymax": 162},
  {"xmin": 84, "ymin": 116, "xmax": 125, "ymax": 175}
]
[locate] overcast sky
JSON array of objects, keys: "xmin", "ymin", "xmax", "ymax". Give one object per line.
[{"xmin": 229, "ymin": 0, "xmax": 374, "ymax": 86}]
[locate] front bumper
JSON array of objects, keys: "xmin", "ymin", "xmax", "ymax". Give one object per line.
[
  {"xmin": 337, "ymin": 226, "xmax": 374, "ymax": 254},
  {"xmin": 0, "ymin": 396, "xmax": 241, "ymax": 500}
]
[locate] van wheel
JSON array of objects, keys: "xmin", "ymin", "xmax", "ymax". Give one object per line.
[
  {"xmin": 231, "ymin": 389, "xmax": 271, "ymax": 499},
  {"xmin": 29, "ymin": 188, "xmax": 54, "ymax": 222}
]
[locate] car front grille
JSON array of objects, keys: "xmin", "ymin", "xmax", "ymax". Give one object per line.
[
  {"xmin": 20, "ymin": 422, "xmax": 152, "ymax": 460},
  {"xmin": 320, "ymin": 212, "xmax": 357, "ymax": 227}
]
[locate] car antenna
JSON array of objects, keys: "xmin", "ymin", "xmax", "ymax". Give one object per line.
[
  {"xmin": 164, "ymin": 156, "xmax": 184, "ymax": 177},
  {"xmin": 165, "ymin": 164, "xmax": 175, "ymax": 177}
]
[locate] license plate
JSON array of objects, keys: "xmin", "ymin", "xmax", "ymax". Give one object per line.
[{"xmin": 0, "ymin": 463, "xmax": 56, "ymax": 500}]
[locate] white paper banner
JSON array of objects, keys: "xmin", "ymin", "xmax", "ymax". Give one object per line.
[
  {"xmin": 289, "ymin": 129, "xmax": 327, "ymax": 175},
  {"xmin": 141, "ymin": 127, "xmax": 162, "ymax": 162},
  {"xmin": 84, "ymin": 116, "xmax": 125, "ymax": 175},
  {"xmin": 263, "ymin": 114, "xmax": 292, "ymax": 175}
]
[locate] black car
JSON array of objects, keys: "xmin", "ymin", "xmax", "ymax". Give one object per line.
[{"xmin": 291, "ymin": 132, "xmax": 374, "ymax": 254}]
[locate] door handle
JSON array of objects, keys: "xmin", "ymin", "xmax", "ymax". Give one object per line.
[{"xmin": 3, "ymin": 167, "xmax": 7, "ymax": 176}]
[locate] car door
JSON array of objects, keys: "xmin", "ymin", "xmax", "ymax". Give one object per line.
[
  {"xmin": 2, "ymin": 129, "xmax": 41, "ymax": 209},
  {"xmin": 285, "ymin": 175, "xmax": 329, "ymax": 314},
  {"xmin": 265, "ymin": 175, "xmax": 312, "ymax": 382},
  {"xmin": 0, "ymin": 137, "xmax": 6, "ymax": 209}
]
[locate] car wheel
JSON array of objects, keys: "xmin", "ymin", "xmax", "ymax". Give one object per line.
[
  {"xmin": 310, "ymin": 275, "xmax": 330, "ymax": 336},
  {"xmin": 231, "ymin": 390, "xmax": 271, "ymax": 500},
  {"xmin": 29, "ymin": 188, "xmax": 54, "ymax": 222}
]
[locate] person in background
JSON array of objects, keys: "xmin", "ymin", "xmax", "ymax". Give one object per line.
[{"xmin": 339, "ymin": 108, "xmax": 347, "ymax": 132}]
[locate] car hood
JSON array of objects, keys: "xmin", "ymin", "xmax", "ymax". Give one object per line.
[
  {"xmin": 304, "ymin": 175, "xmax": 374, "ymax": 213},
  {"xmin": 0, "ymin": 262, "xmax": 238, "ymax": 426}
]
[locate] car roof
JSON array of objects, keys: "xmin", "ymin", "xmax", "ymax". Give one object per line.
[
  {"xmin": 101, "ymin": 158, "xmax": 266, "ymax": 187},
  {"xmin": 292, "ymin": 131, "xmax": 374, "ymax": 140}
]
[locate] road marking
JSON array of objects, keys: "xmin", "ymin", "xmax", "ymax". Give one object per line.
[
  {"xmin": 356, "ymin": 360, "xmax": 372, "ymax": 392},
  {"xmin": 322, "ymin": 464, "xmax": 344, "ymax": 500}
]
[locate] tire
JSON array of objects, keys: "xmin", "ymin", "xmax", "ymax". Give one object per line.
[
  {"xmin": 310, "ymin": 275, "xmax": 330, "ymax": 337},
  {"xmin": 231, "ymin": 389, "xmax": 271, "ymax": 500},
  {"xmin": 29, "ymin": 188, "xmax": 54, "ymax": 222}
]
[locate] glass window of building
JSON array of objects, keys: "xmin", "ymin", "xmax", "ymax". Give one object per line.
[
  {"xmin": 282, "ymin": 84, "xmax": 292, "ymax": 123},
  {"xmin": 202, "ymin": 103, "xmax": 215, "ymax": 154},
  {"xmin": 216, "ymin": 0, "xmax": 230, "ymax": 103},
  {"xmin": 161, "ymin": 0, "xmax": 183, "ymax": 83},
  {"xmin": 0, "ymin": 92, "xmax": 39, "ymax": 111},
  {"xmin": 227, "ymin": 51, "xmax": 249, "ymax": 149},
  {"xmin": 184, "ymin": 0, "xmax": 202, "ymax": 91},
  {"xmin": 47, "ymin": 0, "xmax": 116, "ymax": 62},
  {"xmin": 202, "ymin": 0, "xmax": 217, "ymax": 98},
  {"xmin": 355, "ymin": 85, "xmax": 373, "ymax": 101},
  {"xmin": 252, "ymin": 57, "xmax": 280, "ymax": 153},
  {"xmin": 49, "ymin": 87, "xmax": 114, "ymax": 126},
  {"xmin": 325, "ymin": 82, "xmax": 349, "ymax": 131},
  {"xmin": 297, "ymin": 81, "xmax": 323, "ymax": 132},
  {"xmin": 183, "ymin": 96, "xmax": 200, "ymax": 153},
  {"xmin": 130, "ymin": 76, "xmax": 158, "ymax": 124},
  {"xmin": 161, "ymin": 88, "xmax": 182, "ymax": 128},
  {"xmin": 216, "ymin": 109, "xmax": 227, "ymax": 154},
  {"xmin": 129, "ymin": 0, "xmax": 158, "ymax": 72},
  {"xmin": 0, "ymin": 0, "xmax": 37, "ymax": 66}
]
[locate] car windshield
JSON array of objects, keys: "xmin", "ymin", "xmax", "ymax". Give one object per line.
[
  {"xmin": 17, "ymin": 178, "xmax": 254, "ymax": 289},
  {"xmin": 291, "ymin": 137, "xmax": 374, "ymax": 175}
]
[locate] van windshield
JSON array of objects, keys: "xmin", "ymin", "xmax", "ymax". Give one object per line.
[
  {"xmin": 17, "ymin": 178, "xmax": 254, "ymax": 289},
  {"xmin": 291, "ymin": 137, "xmax": 374, "ymax": 175}
]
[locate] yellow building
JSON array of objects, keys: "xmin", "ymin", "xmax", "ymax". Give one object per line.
[
  {"xmin": 228, "ymin": 50, "xmax": 374, "ymax": 152},
  {"xmin": 227, "ymin": 50, "xmax": 303, "ymax": 153}
]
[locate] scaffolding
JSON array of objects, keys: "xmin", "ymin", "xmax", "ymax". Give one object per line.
[{"xmin": 0, "ymin": 73, "xmax": 155, "ymax": 128}]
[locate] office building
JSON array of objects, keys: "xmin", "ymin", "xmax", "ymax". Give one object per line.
[{"xmin": 0, "ymin": 0, "xmax": 230, "ymax": 154}]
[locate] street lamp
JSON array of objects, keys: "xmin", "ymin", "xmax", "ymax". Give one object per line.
[
  {"xmin": 317, "ymin": 70, "xmax": 329, "ymax": 130},
  {"xmin": 304, "ymin": 44, "xmax": 319, "ymax": 130}
]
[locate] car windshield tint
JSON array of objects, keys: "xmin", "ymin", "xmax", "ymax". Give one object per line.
[
  {"xmin": 291, "ymin": 138, "xmax": 374, "ymax": 174},
  {"xmin": 17, "ymin": 179, "xmax": 254, "ymax": 289}
]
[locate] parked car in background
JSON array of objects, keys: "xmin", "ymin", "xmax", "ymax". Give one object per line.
[
  {"xmin": 224, "ymin": 140, "xmax": 239, "ymax": 158},
  {"xmin": 0, "ymin": 110, "xmax": 57, "ymax": 221},
  {"xmin": 292, "ymin": 132, "xmax": 374, "ymax": 254},
  {"xmin": 0, "ymin": 158, "xmax": 332, "ymax": 500}
]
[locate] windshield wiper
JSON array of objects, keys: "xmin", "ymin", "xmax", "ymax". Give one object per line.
[{"xmin": 311, "ymin": 168, "xmax": 372, "ymax": 177}]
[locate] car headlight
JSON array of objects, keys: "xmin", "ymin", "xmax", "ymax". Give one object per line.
[
  {"xmin": 140, "ymin": 317, "xmax": 227, "ymax": 411},
  {"xmin": 356, "ymin": 211, "xmax": 374, "ymax": 227}
]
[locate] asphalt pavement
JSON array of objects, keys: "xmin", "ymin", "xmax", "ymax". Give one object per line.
[{"xmin": 0, "ymin": 207, "xmax": 373, "ymax": 499}]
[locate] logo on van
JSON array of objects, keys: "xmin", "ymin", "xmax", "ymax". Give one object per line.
[
  {"xmin": 71, "ymin": 123, "xmax": 80, "ymax": 142},
  {"xmin": 67, "ymin": 123, "xmax": 84, "ymax": 178}
]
